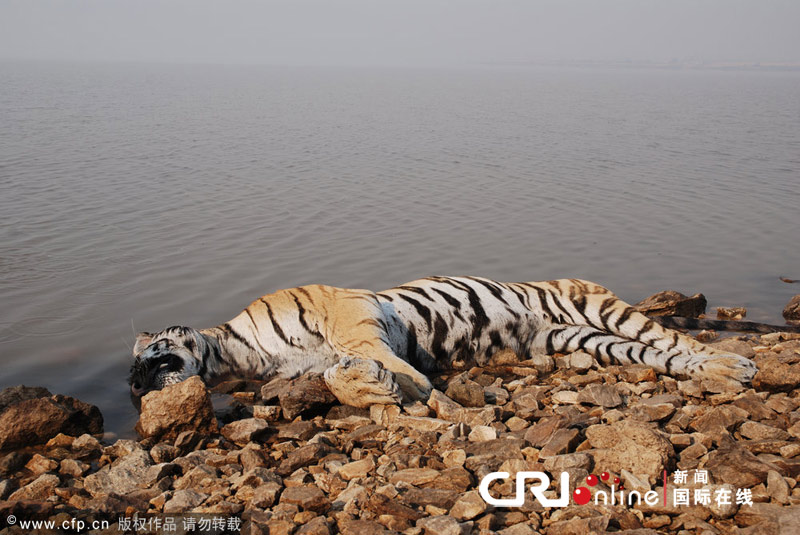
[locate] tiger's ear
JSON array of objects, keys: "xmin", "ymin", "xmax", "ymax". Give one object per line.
[{"xmin": 133, "ymin": 332, "xmax": 154, "ymax": 355}]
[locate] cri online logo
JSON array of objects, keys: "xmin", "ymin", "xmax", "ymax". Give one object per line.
[{"xmin": 479, "ymin": 471, "xmax": 623, "ymax": 508}]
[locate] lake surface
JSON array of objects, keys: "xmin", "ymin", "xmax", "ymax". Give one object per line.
[{"xmin": 1, "ymin": 61, "xmax": 798, "ymax": 436}]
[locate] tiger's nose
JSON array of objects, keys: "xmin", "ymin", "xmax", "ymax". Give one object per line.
[{"xmin": 131, "ymin": 382, "xmax": 146, "ymax": 397}]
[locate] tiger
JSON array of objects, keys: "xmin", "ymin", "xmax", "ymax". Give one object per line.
[{"xmin": 128, "ymin": 276, "xmax": 768, "ymax": 408}]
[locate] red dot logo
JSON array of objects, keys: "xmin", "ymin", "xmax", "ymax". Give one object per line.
[
  {"xmin": 613, "ymin": 477, "xmax": 620, "ymax": 485},
  {"xmin": 573, "ymin": 486, "xmax": 591, "ymax": 505},
  {"xmin": 586, "ymin": 474, "xmax": 598, "ymax": 486},
  {"xmin": 600, "ymin": 472, "xmax": 610, "ymax": 481}
]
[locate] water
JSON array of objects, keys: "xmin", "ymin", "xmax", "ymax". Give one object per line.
[{"xmin": 1, "ymin": 61, "xmax": 798, "ymax": 436}]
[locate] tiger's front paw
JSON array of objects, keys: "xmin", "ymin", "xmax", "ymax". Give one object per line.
[
  {"xmin": 690, "ymin": 353, "xmax": 758, "ymax": 385},
  {"xmin": 395, "ymin": 372, "xmax": 434, "ymax": 404},
  {"xmin": 323, "ymin": 357, "xmax": 402, "ymax": 407}
]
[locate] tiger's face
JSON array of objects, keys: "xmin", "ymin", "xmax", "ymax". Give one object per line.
[{"xmin": 128, "ymin": 326, "xmax": 203, "ymax": 404}]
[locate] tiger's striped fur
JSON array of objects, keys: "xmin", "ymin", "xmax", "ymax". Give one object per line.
[{"xmin": 129, "ymin": 276, "xmax": 758, "ymax": 406}]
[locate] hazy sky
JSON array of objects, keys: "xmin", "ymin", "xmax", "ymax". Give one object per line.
[{"xmin": 1, "ymin": 0, "xmax": 799, "ymax": 67}]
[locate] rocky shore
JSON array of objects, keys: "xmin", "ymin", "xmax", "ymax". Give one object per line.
[{"xmin": 2, "ymin": 332, "xmax": 800, "ymax": 534}]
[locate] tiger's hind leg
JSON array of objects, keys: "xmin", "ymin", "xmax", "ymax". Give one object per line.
[
  {"xmin": 532, "ymin": 324, "xmax": 757, "ymax": 383},
  {"xmin": 323, "ymin": 357, "xmax": 402, "ymax": 408}
]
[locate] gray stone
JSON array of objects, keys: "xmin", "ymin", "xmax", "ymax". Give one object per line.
[{"xmin": 84, "ymin": 448, "xmax": 153, "ymax": 497}]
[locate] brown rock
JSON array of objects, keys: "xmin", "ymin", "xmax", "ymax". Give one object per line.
[
  {"xmin": 717, "ymin": 306, "xmax": 746, "ymax": 320},
  {"xmin": 164, "ymin": 489, "xmax": 208, "ymax": 513},
  {"xmin": 739, "ymin": 421, "xmax": 790, "ymax": 441},
  {"xmin": 585, "ymin": 421, "xmax": 674, "ymax": 483},
  {"xmin": 366, "ymin": 493, "xmax": 423, "ymax": 521},
  {"xmin": 634, "ymin": 290, "xmax": 706, "ymax": 317},
  {"xmin": 524, "ymin": 415, "xmax": 569, "ymax": 448},
  {"xmin": 389, "ymin": 468, "xmax": 440, "ymax": 486},
  {"xmin": 689, "ymin": 405, "xmax": 749, "ymax": 434},
  {"xmin": 8, "ymin": 473, "xmax": 60, "ymax": 500},
  {"xmin": 280, "ymin": 486, "xmax": 330, "ymax": 512},
  {"xmin": 0, "ymin": 393, "xmax": 103, "ymax": 450},
  {"xmin": 278, "ymin": 373, "xmax": 337, "ymax": 420},
  {"xmin": 135, "ymin": 376, "xmax": 217, "ymax": 441},
  {"xmin": 338, "ymin": 457, "xmax": 375, "ymax": 481},
  {"xmin": 416, "ymin": 515, "xmax": 463, "ymax": 535},
  {"xmin": 752, "ymin": 355, "xmax": 800, "ymax": 392},
  {"xmin": 445, "ymin": 378, "xmax": 485, "ymax": 408},
  {"xmin": 539, "ymin": 428, "xmax": 580, "ymax": 458},
  {"xmin": 278, "ymin": 421, "xmax": 319, "ymax": 441},
  {"xmin": 577, "ymin": 384, "xmax": 622, "ymax": 408},
  {"xmin": 782, "ymin": 294, "xmax": 800, "ymax": 321},
  {"xmin": 547, "ymin": 515, "xmax": 610, "ymax": 535},
  {"xmin": 221, "ymin": 418, "xmax": 269, "ymax": 445},
  {"xmin": 278, "ymin": 443, "xmax": 331, "ymax": 476},
  {"xmin": 705, "ymin": 442, "xmax": 778, "ymax": 488}
]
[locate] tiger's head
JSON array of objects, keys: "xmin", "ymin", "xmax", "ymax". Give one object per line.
[{"xmin": 128, "ymin": 326, "xmax": 207, "ymax": 403}]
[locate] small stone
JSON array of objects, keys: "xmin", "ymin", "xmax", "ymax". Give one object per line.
[
  {"xmin": 552, "ymin": 390, "xmax": 580, "ymax": 404},
  {"xmin": 8, "ymin": 473, "xmax": 60, "ymax": 501},
  {"xmin": 252, "ymin": 405, "xmax": 282, "ymax": 421},
  {"xmin": 767, "ymin": 470, "xmax": 790, "ymax": 504},
  {"xmin": 278, "ymin": 421, "xmax": 319, "ymax": 441},
  {"xmin": 250, "ymin": 481, "xmax": 282, "ymax": 508},
  {"xmin": 416, "ymin": 515, "xmax": 463, "ymax": 535},
  {"xmin": 25, "ymin": 454, "xmax": 58, "ymax": 475},
  {"xmin": 752, "ymin": 355, "xmax": 800, "ymax": 393},
  {"xmin": 569, "ymin": 351, "xmax": 594, "ymax": 371},
  {"xmin": 528, "ymin": 353, "xmax": 555, "ymax": 373},
  {"xmin": 468, "ymin": 426, "xmax": 497, "ymax": 442},
  {"xmin": 629, "ymin": 402, "xmax": 676, "ymax": 422},
  {"xmin": 279, "ymin": 373, "xmax": 338, "ymax": 419},
  {"xmin": 164, "ymin": 489, "xmax": 208, "ymax": 513},
  {"xmin": 72, "ymin": 433, "xmax": 103, "ymax": 457},
  {"xmin": 59, "ymin": 458, "xmax": 90, "ymax": 478},
  {"xmin": 576, "ymin": 383, "xmax": 622, "ymax": 407},
  {"xmin": 634, "ymin": 290, "xmax": 706, "ymax": 317},
  {"xmin": 539, "ymin": 428, "xmax": 580, "ymax": 458},
  {"xmin": 621, "ymin": 366, "xmax": 658, "ymax": 383},
  {"xmin": 504, "ymin": 416, "xmax": 528, "ymax": 431},
  {"xmin": 696, "ymin": 330, "xmax": 719, "ymax": 343},
  {"xmin": 740, "ymin": 421, "xmax": 791, "ymax": 441},
  {"xmin": 783, "ymin": 294, "xmax": 800, "ymax": 321},
  {"xmin": 338, "ymin": 457, "xmax": 375, "ymax": 481},
  {"xmin": 442, "ymin": 449, "xmax": 466, "ymax": 468},
  {"xmin": 585, "ymin": 420, "xmax": 674, "ymax": 483},
  {"xmin": 389, "ymin": 468, "xmax": 440, "ymax": 486},
  {"xmin": 717, "ymin": 306, "xmax": 746, "ymax": 320},
  {"xmin": 150, "ymin": 443, "xmax": 180, "ymax": 464},
  {"xmin": 449, "ymin": 490, "xmax": 486, "ymax": 521},
  {"xmin": 83, "ymin": 448, "xmax": 153, "ymax": 497},
  {"xmin": 221, "ymin": 418, "xmax": 269, "ymax": 445},
  {"xmin": 445, "ymin": 378, "xmax": 485, "ymax": 408},
  {"xmin": 280, "ymin": 486, "xmax": 330, "ymax": 512}
]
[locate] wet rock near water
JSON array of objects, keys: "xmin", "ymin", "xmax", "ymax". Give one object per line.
[
  {"xmin": 633, "ymin": 290, "xmax": 707, "ymax": 318},
  {"xmin": 1, "ymin": 333, "xmax": 800, "ymax": 534},
  {"xmin": 0, "ymin": 387, "xmax": 102, "ymax": 451}
]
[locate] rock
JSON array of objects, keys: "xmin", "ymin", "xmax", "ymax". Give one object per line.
[
  {"xmin": 577, "ymin": 383, "xmax": 622, "ymax": 407},
  {"xmin": 696, "ymin": 330, "xmax": 719, "ymax": 343},
  {"xmin": 389, "ymin": 468, "xmax": 440, "ymax": 486},
  {"xmin": 552, "ymin": 390, "xmax": 580, "ymax": 404},
  {"xmin": 251, "ymin": 481, "xmax": 282, "ymax": 508},
  {"xmin": 338, "ymin": 457, "xmax": 375, "ymax": 481},
  {"xmin": 628, "ymin": 402, "xmax": 676, "ymax": 422},
  {"xmin": 689, "ymin": 405, "xmax": 749, "ymax": 434},
  {"xmin": 584, "ymin": 421, "xmax": 674, "ymax": 483},
  {"xmin": 542, "ymin": 453, "xmax": 592, "ymax": 473},
  {"xmin": 752, "ymin": 355, "xmax": 800, "ymax": 392},
  {"xmin": 0, "ymin": 393, "xmax": 103, "ymax": 450},
  {"xmin": 445, "ymin": 378, "xmax": 485, "ymax": 408},
  {"xmin": 782, "ymin": 294, "xmax": 800, "ymax": 321},
  {"xmin": 221, "ymin": 418, "xmax": 270, "ymax": 445},
  {"xmin": 524, "ymin": 415, "xmax": 569, "ymax": 448},
  {"xmin": 547, "ymin": 515, "xmax": 610, "ymax": 535},
  {"xmin": 72, "ymin": 433, "xmax": 102, "ymax": 458},
  {"xmin": 416, "ymin": 515, "xmax": 464, "ymax": 535},
  {"xmin": 84, "ymin": 448, "xmax": 153, "ymax": 497},
  {"xmin": 59, "ymin": 458, "xmax": 89, "ymax": 478},
  {"xmin": 8, "ymin": 473, "xmax": 60, "ymax": 501},
  {"xmin": 539, "ymin": 428, "xmax": 580, "ymax": 458},
  {"xmin": 150, "ymin": 443, "xmax": 180, "ymax": 464},
  {"xmin": 280, "ymin": 485, "xmax": 330, "ymax": 512},
  {"xmin": 25, "ymin": 453, "xmax": 58, "ymax": 475},
  {"xmin": 280, "ymin": 373, "xmax": 338, "ymax": 419},
  {"xmin": 278, "ymin": 443, "xmax": 331, "ymax": 476},
  {"xmin": 766, "ymin": 470, "xmax": 790, "ymax": 504},
  {"xmin": 164, "ymin": 489, "xmax": 208, "ymax": 513},
  {"xmin": 278, "ymin": 420, "xmax": 319, "ymax": 441},
  {"xmin": 634, "ymin": 290, "xmax": 706, "ymax": 317},
  {"xmin": 717, "ymin": 306, "xmax": 746, "ymax": 320},
  {"xmin": 705, "ymin": 442, "xmax": 777, "ymax": 488},
  {"xmin": 0, "ymin": 385, "xmax": 52, "ymax": 412},
  {"xmin": 252, "ymin": 405, "xmax": 282, "ymax": 421},
  {"xmin": 711, "ymin": 338, "xmax": 756, "ymax": 358},
  {"xmin": 739, "ymin": 421, "xmax": 791, "ymax": 441},
  {"xmin": 135, "ymin": 376, "xmax": 217, "ymax": 441},
  {"xmin": 569, "ymin": 351, "xmax": 594, "ymax": 371},
  {"xmin": 467, "ymin": 425, "xmax": 496, "ymax": 442}
]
